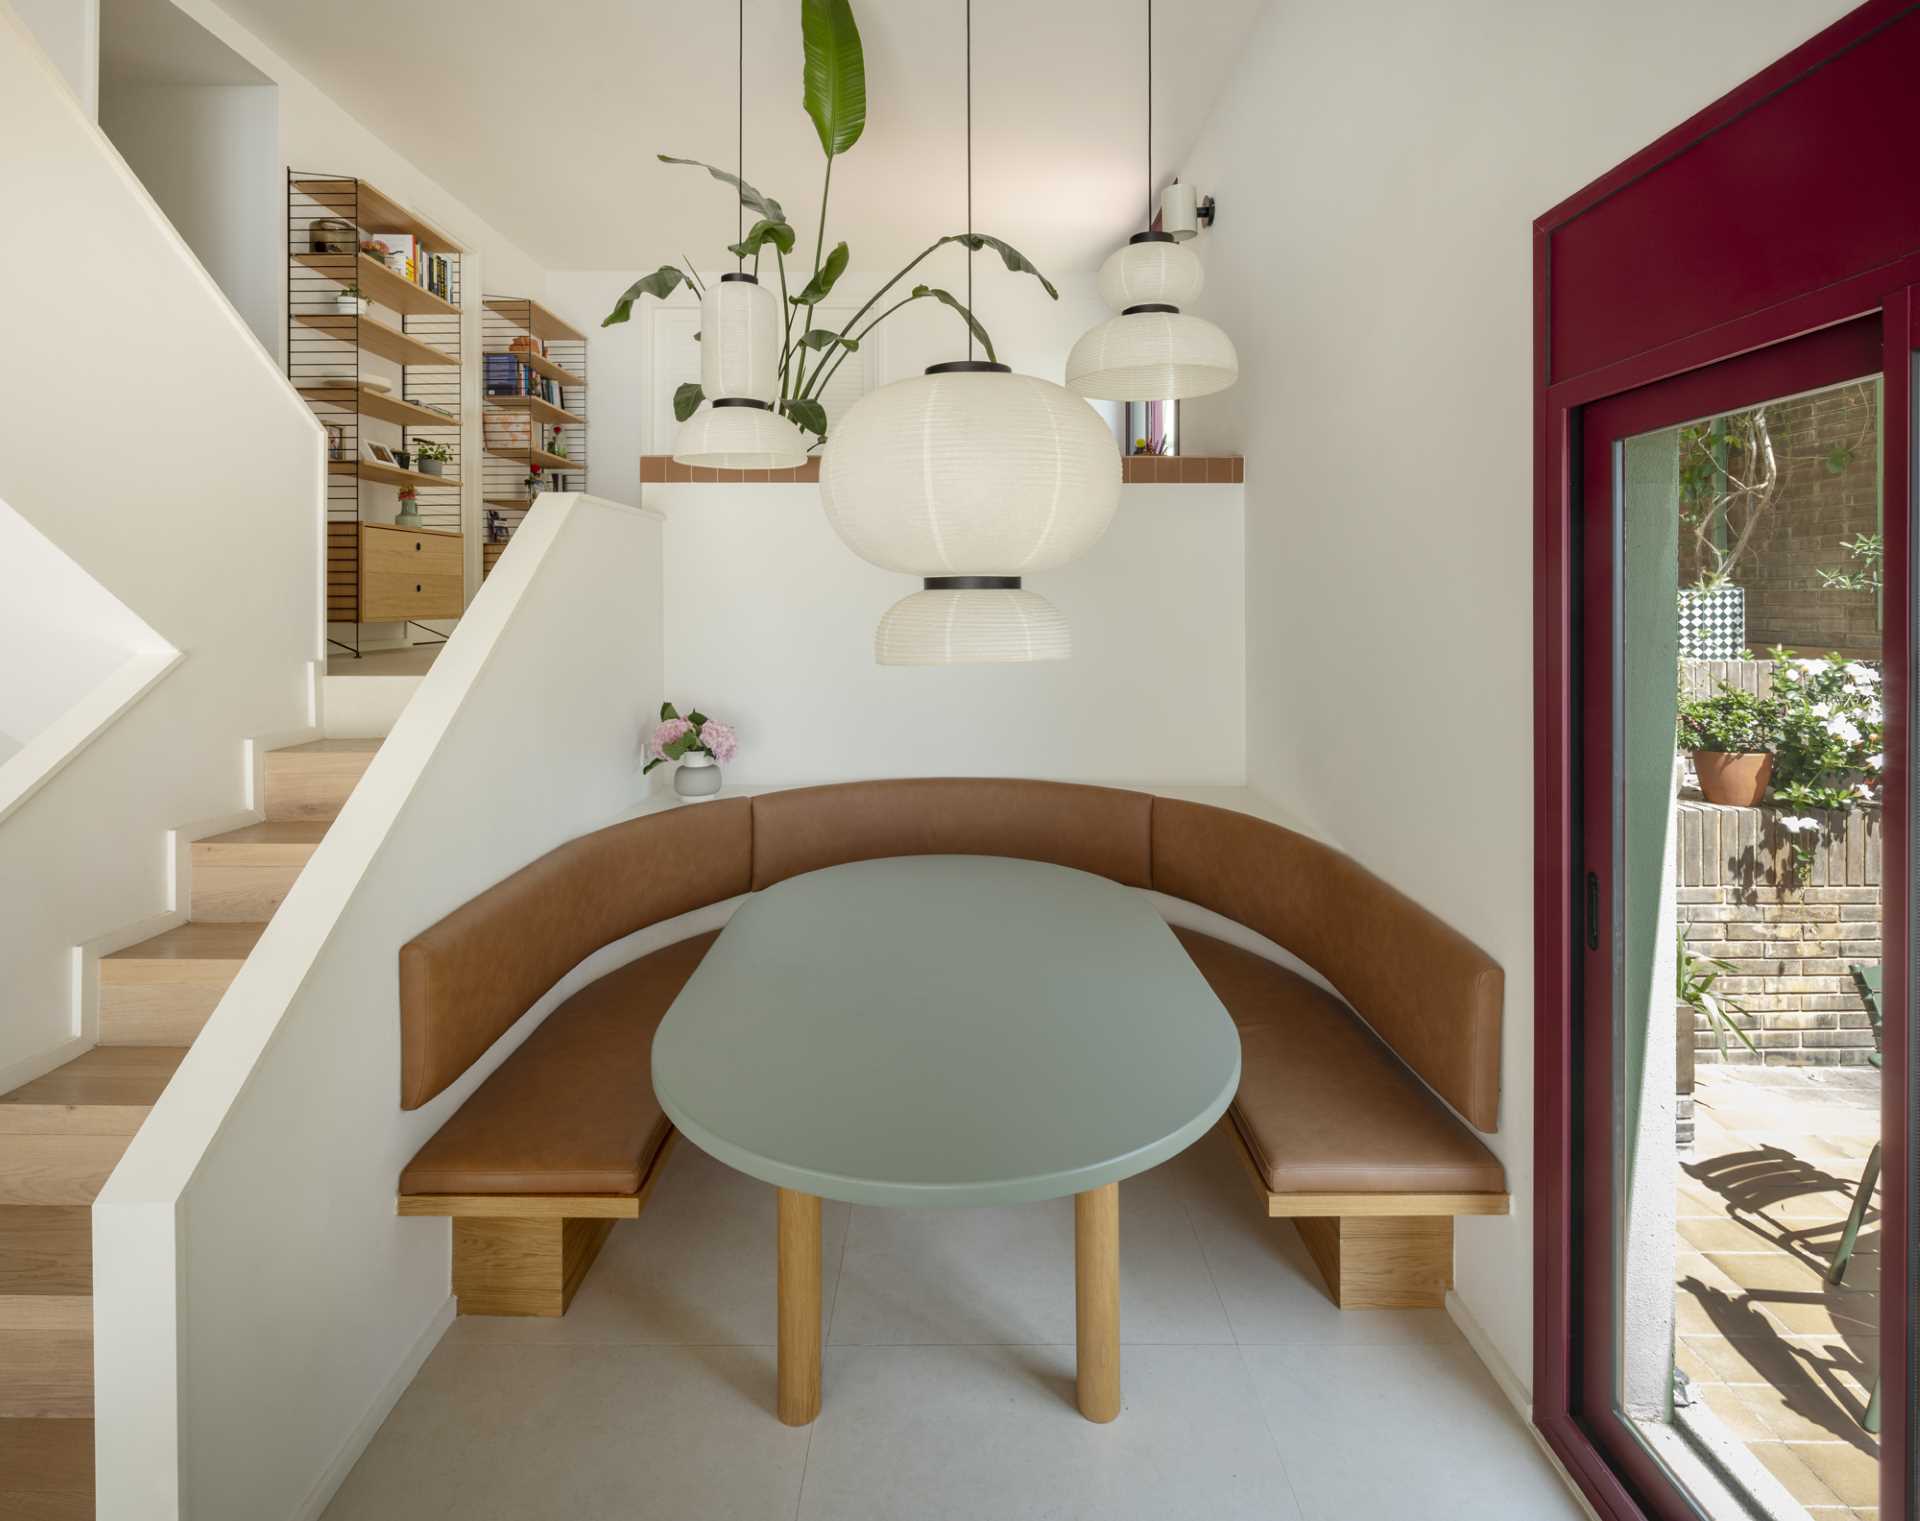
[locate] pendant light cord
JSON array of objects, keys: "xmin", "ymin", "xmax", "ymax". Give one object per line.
[
  {"xmin": 736, "ymin": 0, "xmax": 745, "ymax": 269},
  {"xmin": 1145, "ymin": 0, "xmax": 1153, "ymax": 229},
  {"xmin": 965, "ymin": 0, "xmax": 975, "ymax": 358}
]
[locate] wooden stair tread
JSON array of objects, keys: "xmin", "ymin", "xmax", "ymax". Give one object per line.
[
  {"xmin": 0, "ymin": 1209, "xmax": 90, "ymax": 1296},
  {"xmin": 194, "ymin": 821, "xmax": 329, "ymax": 852},
  {"xmin": 0, "ymin": 1416, "xmax": 93, "ymax": 1498},
  {"xmin": 270, "ymin": 738, "xmax": 380, "ymax": 757},
  {"xmin": 104, "ymin": 921, "xmax": 265, "ymax": 965},
  {"xmin": 0, "ymin": 1048, "xmax": 186, "ymax": 1113}
]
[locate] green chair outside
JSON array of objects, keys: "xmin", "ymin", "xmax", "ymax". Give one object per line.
[{"xmin": 1826, "ymin": 963, "xmax": 1882, "ymax": 1434}]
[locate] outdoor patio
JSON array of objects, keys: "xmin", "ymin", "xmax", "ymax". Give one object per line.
[{"xmin": 1677, "ymin": 1065, "xmax": 1882, "ymax": 1519}]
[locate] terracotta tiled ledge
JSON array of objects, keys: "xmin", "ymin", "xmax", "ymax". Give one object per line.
[{"xmin": 638, "ymin": 454, "xmax": 1244, "ymax": 485}]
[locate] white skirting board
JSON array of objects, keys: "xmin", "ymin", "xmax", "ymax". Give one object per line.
[
  {"xmin": 1446, "ymin": 1290, "xmax": 1603, "ymax": 1521},
  {"xmin": 294, "ymin": 1293, "xmax": 455, "ymax": 1521}
]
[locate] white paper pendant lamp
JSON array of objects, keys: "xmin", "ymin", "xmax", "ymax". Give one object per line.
[
  {"xmin": 821, "ymin": 361, "xmax": 1119, "ymax": 665},
  {"xmin": 1068, "ymin": 232, "xmax": 1237, "ymax": 401},
  {"xmin": 673, "ymin": 275, "xmax": 810, "ymax": 470},
  {"xmin": 875, "ymin": 584, "xmax": 1071, "ymax": 665}
]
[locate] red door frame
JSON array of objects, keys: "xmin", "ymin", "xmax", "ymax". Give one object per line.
[{"xmin": 1533, "ymin": 4, "xmax": 1920, "ymax": 1516}]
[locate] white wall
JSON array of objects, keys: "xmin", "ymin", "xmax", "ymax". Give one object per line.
[
  {"xmin": 94, "ymin": 495, "xmax": 666, "ymax": 1520},
  {"xmin": 654, "ymin": 481, "xmax": 1244, "ymax": 787},
  {"xmin": 1177, "ymin": 0, "xmax": 1855, "ymax": 1398},
  {"xmin": 99, "ymin": 81, "xmax": 280, "ymax": 351},
  {"xmin": 0, "ymin": 0, "xmax": 319, "ymax": 1087},
  {"xmin": 11, "ymin": 0, "xmax": 96, "ymax": 113}
]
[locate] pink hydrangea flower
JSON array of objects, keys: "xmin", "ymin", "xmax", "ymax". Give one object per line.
[
  {"xmin": 650, "ymin": 716, "xmax": 693, "ymax": 757},
  {"xmin": 699, "ymin": 719, "xmax": 739, "ymax": 765}
]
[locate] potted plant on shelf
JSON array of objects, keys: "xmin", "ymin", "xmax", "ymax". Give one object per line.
[
  {"xmin": 394, "ymin": 485, "xmax": 422, "ymax": 529},
  {"xmin": 1676, "ymin": 680, "xmax": 1776, "ymax": 806},
  {"xmin": 644, "ymin": 702, "xmax": 738, "ymax": 800},
  {"xmin": 335, "ymin": 283, "xmax": 369, "ymax": 317},
  {"xmin": 413, "ymin": 439, "xmax": 452, "ymax": 477}
]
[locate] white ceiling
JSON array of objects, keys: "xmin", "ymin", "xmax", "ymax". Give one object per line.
[{"xmin": 206, "ymin": 0, "xmax": 1266, "ymax": 275}]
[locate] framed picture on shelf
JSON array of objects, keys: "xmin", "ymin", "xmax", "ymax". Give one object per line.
[{"xmin": 363, "ymin": 441, "xmax": 398, "ymax": 467}]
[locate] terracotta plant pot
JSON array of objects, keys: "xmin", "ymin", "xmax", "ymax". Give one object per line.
[{"xmin": 1693, "ymin": 750, "xmax": 1773, "ymax": 807}]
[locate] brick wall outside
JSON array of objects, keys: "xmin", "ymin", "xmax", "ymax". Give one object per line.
[
  {"xmin": 1677, "ymin": 798, "xmax": 1882, "ymax": 1067},
  {"xmin": 1676, "ymin": 383, "xmax": 1880, "ymax": 660}
]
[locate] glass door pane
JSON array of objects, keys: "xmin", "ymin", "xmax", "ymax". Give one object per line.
[{"xmin": 1613, "ymin": 378, "xmax": 1886, "ymax": 1519}]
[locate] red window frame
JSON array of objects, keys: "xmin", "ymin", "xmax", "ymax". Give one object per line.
[{"xmin": 1533, "ymin": 4, "xmax": 1920, "ymax": 1516}]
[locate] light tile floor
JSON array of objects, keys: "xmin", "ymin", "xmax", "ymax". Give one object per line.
[
  {"xmin": 1678, "ymin": 1067, "xmax": 1882, "ymax": 1521},
  {"xmin": 325, "ymin": 1123, "xmax": 1585, "ymax": 1521}
]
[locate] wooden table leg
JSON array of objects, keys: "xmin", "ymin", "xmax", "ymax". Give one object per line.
[
  {"xmin": 1075, "ymin": 1182, "xmax": 1121, "ymax": 1423},
  {"xmin": 777, "ymin": 1188, "xmax": 822, "ymax": 1426}
]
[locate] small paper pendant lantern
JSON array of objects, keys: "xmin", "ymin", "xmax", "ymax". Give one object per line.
[
  {"xmin": 821, "ymin": 361, "xmax": 1118, "ymax": 664},
  {"xmin": 674, "ymin": 272, "xmax": 809, "ymax": 469},
  {"xmin": 1067, "ymin": 232, "xmax": 1237, "ymax": 401}
]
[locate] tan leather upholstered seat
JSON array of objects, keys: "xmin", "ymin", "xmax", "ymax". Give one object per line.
[
  {"xmin": 400, "ymin": 932, "xmax": 717, "ymax": 1196},
  {"xmin": 1174, "ymin": 928, "xmax": 1506, "ymax": 1196}
]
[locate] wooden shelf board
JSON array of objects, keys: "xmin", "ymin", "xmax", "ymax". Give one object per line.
[
  {"xmin": 362, "ymin": 520, "xmax": 462, "ymax": 540},
  {"xmin": 293, "ymin": 177, "xmax": 465, "ymax": 253},
  {"xmin": 329, "ymin": 459, "xmax": 463, "ymax": 491},
  {"xmin": 487, "ymin": 446, "xmax": 579, "ymax": 472},
  {"xmin": 484, "ymin": 497, "xmax": 536, "ymax": 510},
  {"xmin": 295, "ymin": 310, "xmax": 457, "ymax": 369},
  {"xmin": 485, "ymin": 349, "xmax": 584, "ymax": 388},
  {"xmin": 301, "ymin": 382, "xmax": 456, "ymax": 430},
  {"xmin": 295, "ymin": 252, "xmax": 460, "ymax": 319},
  {"xmin": 484, "ymin": 297, "xmax": 587, "ymax": 344},
  {"xmin": 485, "ymin": 393, "xmax": 585, "ymax": 428}
]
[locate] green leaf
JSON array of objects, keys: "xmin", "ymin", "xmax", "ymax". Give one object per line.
[
  {"xmin": 939, "ymin": 233, "xmax": 1060, "ymax": 300},
  {"xmin": 603, "ymin": 266, "xmax": 686, "ymax": 326},
  {"xmin": 657, "ymin": 154, "xmax": 785, "ymax": 223},
  {"xmin": 800, "ymin": 0, "xmax": 866, "ymax": 157},
  {"xmin": 728, "ymin": 217, "xmax": 796, "ymax": 259},
  {"xmin": 912, "ymin": 284, "xmax": 995, "ymax": 362},
  {"xmin": 782, "ymin": 396, "xmax": 829, "ymax": 439},
  {"xmin": 687, "ymin": 710, "xmax": 709, "ymax": 727},
  {"xmin": 799, "ymin": 328, "xmax": 857, "ymax": 352},
  {"xmin": 643, "ymin": 757, "xmax": 664, "ymax": 774},
  {"xmin": 659, "ymin": 702, "xmax": 680, "ymax": 721},
  {"xmin": 663, "ymin": 732, "xmax": 699, "ymax": 760},
  {"xmin": 792, "ymin": 242, "xmax": 850, "ymax": 306},
  {"xmin": 673, "ymin": 382, "xmax": 705, "ymax": 423}
]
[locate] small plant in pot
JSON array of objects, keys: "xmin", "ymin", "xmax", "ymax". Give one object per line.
[
  {"xmin": 335, "ymin": 283, "xmax": 369, "ymax": 317},
  {"xmin": 394, "ymin": 485, "xmax": 422, "ymax": 529},
  {"xmin": 1676, "ymin": 681, "xmax": 1777, "ymax": 806},
  {"xmin": 413, "ymin": 439, "xmax": 452, "ymax": 477},
  {"xmin": 644, "ymin": 702, "xmax": 738, "ymax": 800}
]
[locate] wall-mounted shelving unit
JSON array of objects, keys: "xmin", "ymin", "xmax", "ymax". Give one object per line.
[
  {"xmin": 289, "ymin": 172, "xmax": 465, "ymax": 655},
  {"xmin": 481, "ymin": 297, "xmax": 587, "ymax": 577}
]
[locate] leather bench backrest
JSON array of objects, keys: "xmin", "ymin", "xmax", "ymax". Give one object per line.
[
  {"xmin": 1151, "ymin": 798, "xmax": 1503, "ymax": 1132},
  {"xmin": 749, "ymin": 778, "xmax": 1153, "ymax": 891},
  {"xmin": 399, "ymin": 798, "xmax": 752, "ymax": 1109}
]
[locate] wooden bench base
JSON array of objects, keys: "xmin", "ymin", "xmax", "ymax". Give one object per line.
[
  {"xmin": 399, "ymin": 1132, "xmax": 677, "ymax": 1318},
  {"xmin": 1224, "ymin": 1120, "xmax": 1508, "ymax": 1310}
]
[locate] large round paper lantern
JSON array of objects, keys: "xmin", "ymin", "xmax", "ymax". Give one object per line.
[
  {"xmin": 674, "ymin": 272, "xmax": 809, "ymax": 468},
  {"xmin": 1068, "ymin": 232, "xmax": 1237, "ymax": 402},
  {"xmin": 820, "ymin": 361, "xmax": 1118, "ymax": 665}
]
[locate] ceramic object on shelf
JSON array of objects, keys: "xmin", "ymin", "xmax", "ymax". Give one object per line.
[{"xmin": 674, "ymin": 752, "xmax": 722, "ymax": 799}]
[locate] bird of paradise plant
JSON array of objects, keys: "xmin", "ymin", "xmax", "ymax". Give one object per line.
[{"xmin": 600, "ymin": 0, "xmax": 1057, "ymax": 446}]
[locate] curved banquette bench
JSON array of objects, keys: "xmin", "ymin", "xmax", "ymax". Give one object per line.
[{"xmin": 396, "ymin": 780, "xmax": 1506, "ymax": 1315}]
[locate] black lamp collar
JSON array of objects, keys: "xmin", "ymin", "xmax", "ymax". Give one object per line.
[
  {"xmin": 924, "ymin": 576, "xmax": 1021, "ymax": 590},
  {"xmin": 719, "ymin": 271, "xmax": 758, "ymax": 284},
  {"xmin": 1122, "ymin": 303, "xmax": 1179, "ymax": 316},
  {"xmin": 1128, "ymin": 230, "xmax": 1176, "ymax": 245},
  {"xmin": 925, "ymin": 360, "xmax": 1011, "ymax": 375},
  {"xmin": 711, "ymin": 398, "xmax": 773, "ymax": 410}
]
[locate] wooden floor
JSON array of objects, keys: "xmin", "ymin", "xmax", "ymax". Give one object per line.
[{"xmin": 325, "ymin": 641, "xmax": 446, "ymax": 678}]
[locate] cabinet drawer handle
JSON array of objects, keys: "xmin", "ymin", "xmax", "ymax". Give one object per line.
[{"xmin": 415, "ymin": 583, "xmax": 423, "ymax": 593}]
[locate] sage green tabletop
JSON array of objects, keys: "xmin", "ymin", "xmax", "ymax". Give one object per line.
[{"xmin": 651, "ymin": 854, "xmax": 1242, "ymax": 1208}]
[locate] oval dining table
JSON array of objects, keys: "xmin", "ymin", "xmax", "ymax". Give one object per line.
[{"xmin": 651, "ymin": 853, "xmax": 1242, "ymax": 1425}]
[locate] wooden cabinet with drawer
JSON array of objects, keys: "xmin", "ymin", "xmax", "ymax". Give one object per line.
[{"xmin": 359, "ymin": 523, "xmax": 464, "ymax": 622}]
